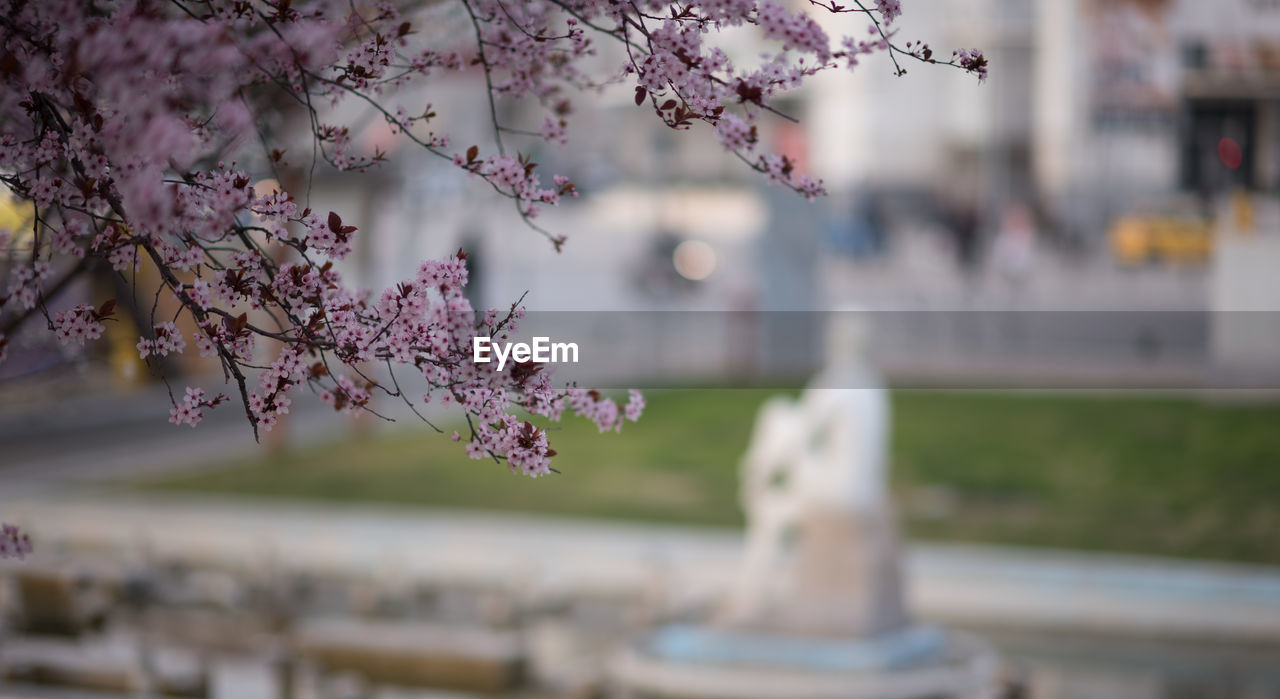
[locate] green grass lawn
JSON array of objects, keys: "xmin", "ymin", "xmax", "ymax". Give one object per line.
[{"xmin": 137, "ymin": 390, "xmax": 1280, "ymax": 565}]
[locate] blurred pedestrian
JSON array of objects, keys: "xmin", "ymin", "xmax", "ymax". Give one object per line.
[
  {"xmin": 990, "ymin": 201, "xmax": 1037, "ymax": 299},
  {"xmin": 947, "ymin": 198, "xmax": 981, "ymax": 279}
]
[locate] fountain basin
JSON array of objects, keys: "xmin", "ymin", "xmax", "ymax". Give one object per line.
[{"xmin": 611, "ymin": 624, "xmax": 999, "ymax": 699}]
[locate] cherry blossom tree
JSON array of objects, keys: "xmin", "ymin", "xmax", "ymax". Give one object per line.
[{"xmin": 0, "ymin": 0, "xmax": 984, "ymax": 557}]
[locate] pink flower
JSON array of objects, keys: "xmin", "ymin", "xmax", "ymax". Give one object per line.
[
  {"xmin": 0, "ymin": 524, "xmax": 33, "ymax": 560},
  {"xmin": 540, "ymin": 117, "xmax": 568, "ymax": 146},
  {"xmin": 169, "ymin": 386, "xmax": 209, "ymax": 428},
  {"xmin": 954, "ymin": 48, "xmax": 989, "ymax": 83},
  {"xmin": 714, "ymin": 113, "xmax": 754, "ymax": 152},
  {"xmin": 52, "ymin": 306, "xmax": 105, "ymax": 347},
  {"xmin": 625, "ymin": 390, "xmax": 646, "ymax": 422},
  {"xmin": 875, "ymin": 0, "xmax": 903, "ymax": 24}
]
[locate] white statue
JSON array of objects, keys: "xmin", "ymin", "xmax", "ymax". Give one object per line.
[{"xmin": 723, "ymin": 311, "xmax": 908, "ymax": 637}]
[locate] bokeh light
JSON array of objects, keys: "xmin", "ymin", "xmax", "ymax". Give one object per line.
[{"xmin": 672, "ymin": 239, "xmax": 717, "ymax": 281}]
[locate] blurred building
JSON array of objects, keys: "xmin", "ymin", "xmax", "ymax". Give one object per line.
[
  {"xmin": 810, "ymin": 0, "xmax": 1280, "ymax": 248},
  {"xmin": 299, "ymin": 0, "xmax": 1280, "ymax": 308},
  {"xmin": 1040, "ymin": 0, "xmax": 1280, "ymax": 238},
  {"xmin": 262, "ymin": 0, "xmax": 1280, "ymax": 388}
]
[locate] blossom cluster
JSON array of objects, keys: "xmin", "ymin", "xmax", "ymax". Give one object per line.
[
  {"xmin": 0, "ymin": 524, "xmax": 32, "ymax": 560},
  {"xmin": 0, "ymin": 0, "xmax": 979, "ymax": 503},
  {"xmin": 52, "ymin": 305, "xmax": 107, "ymax": 347},
  {"xmin": 875, "ymin": 0, "xmax": 903, "ymax": 25},
  {"xmin": 954, "ymin": 48, "xmax": 990, "ymax": 84},
  {"xmin": 170, "ymin": 387, "xmax": 226, "ymax": 429},
  {"xmin": 453, "ymin": 0, "xmax": 984, "ymax": 199},
  {"xmin": 138, "ymin": 323, "xmax": 186, "ymax": 360}
]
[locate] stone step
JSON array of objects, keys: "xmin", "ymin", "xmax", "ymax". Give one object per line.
[
  {"xmin": 0, "ymin": 637, "xmax": 207, "ymax": 697},
  {"xmin": 293, "ymin": 619, "xmax": 525, "ymax": 693}
]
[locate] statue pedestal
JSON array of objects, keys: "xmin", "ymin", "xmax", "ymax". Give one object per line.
[
  {"xmin": 729, "ymin": 507, "xmax": 910, "ymax": 638},
  {"xmin": 610, "ymin": 624, "xmax": 999, "ymax": 699},
  {"xmin": 622, "ymin": 329, "xmax": 1003, "ymax": 699}
]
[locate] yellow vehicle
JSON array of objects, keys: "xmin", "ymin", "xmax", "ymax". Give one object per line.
[
  {"xmin": 1109, "ymin": 214, "xmax": 1214, "ymax": 266},
  {"xmin": 0, "ymin": 187, "xmax": 34, "ymax": 250}
]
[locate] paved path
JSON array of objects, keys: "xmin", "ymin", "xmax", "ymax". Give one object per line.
[
  {"xmin": 0, "ymin": 377, "xmax": 444, "ymax": 499},
  {"xmin": 5, "ymin": 493, "xmax": 1279, "ymax": 646}
]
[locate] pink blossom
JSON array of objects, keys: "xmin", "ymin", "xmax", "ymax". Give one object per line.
[
  {"xmin": 625, "ymin": 390, "xmax": 646, "ymax": 422},
  {"xmin": 0, "ymin": 524, "xmax": 33, "ymax": 560},
  {"xmin": 138, "ymin": 322, "xmax": 186, "ymax": 359},
  {"xmin": 169, "ymin": 386, "xmax": 221, "ymax": 428},
  {"xmin": 540, "ymin": 117, "xmax": 568, "ymax": 146},
  {"xmin": 0, "ymin": 0, "xmax": 979, "ymax": 491},
  {"xmin": 954, "ymin": 48, "xmax": 989, "ymax": 83},
  {"xmin": 52, "ymin": 306, "xmax": 105, "ymax": 346},
  {"xmin": 714, "ymin": 113, "xmax": 755, "ymax": 152},
  {"xmin": 875, "ymin": 0, "xmax": 903, "ymax": 24}
]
